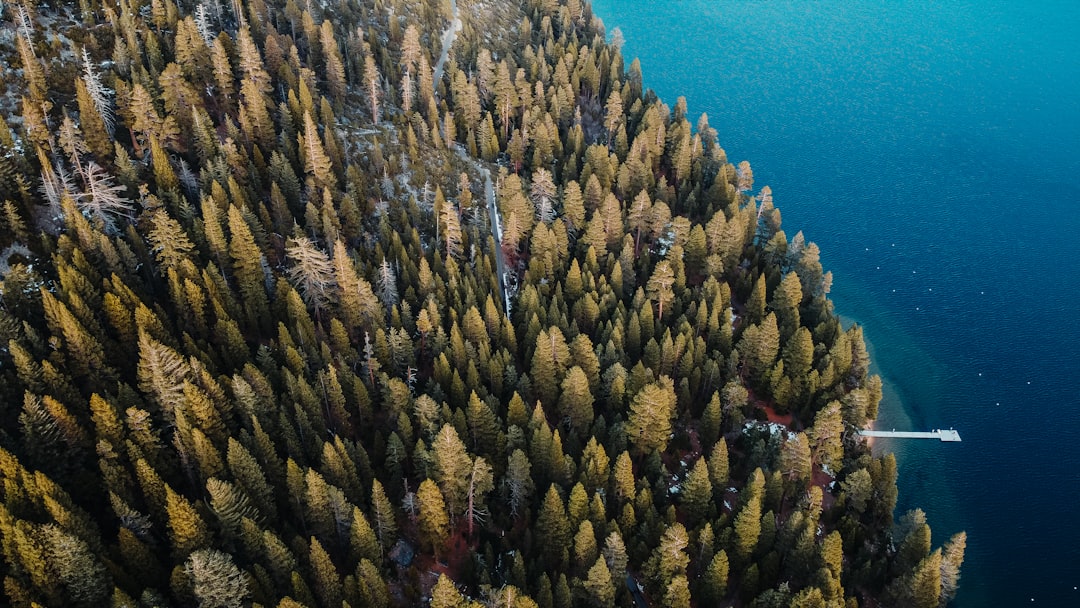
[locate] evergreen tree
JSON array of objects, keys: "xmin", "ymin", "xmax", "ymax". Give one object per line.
[
  {"xmin": 680, "ymin": 457, "xmax": 712, "ymax": 526},
  {"xmin": 465, "ymin": 456, "xmax": 494, "ymax": 537},
  {"xmin": 503, "ymin": 449, "xmax": 534, "ymax": 518},
  {"xmin": 626, "ymin": 376, "xmax": 677, "ymax": 456},
  {"xmin": 431, "ymin": 574, "xmax": 465, "ymax": 608},
  {"xmin": 535, "ymin": 485, "xmax": 570, "ymax": 568},
  {"xmin": 809, "ymin": 401, "xmax": 845, "ymax": 473},
  {"xmin": 582, "ymin": 557, "xmax": 615, "ymax": 607},
  {"xmin": 309, "ymin": 536, "xmax": 344, "ymax": 608},
  {"xmin": 227, "ymin": 205, "xmax": 271, "ymax": 329},
  {"xmin": 612, "ymin": 451, "xmax": 636, "ymax": 501},
  {"xmin": 531, "ymin": 326, "xmax": 571, "ymax": 407},
  {"xmin": 300, "ymin": 111, "xmax": 337, "ymax": 191},
  {"xmin": 733, "ymin": 470, "xmax": 764, "ymax": 563},
  {"xmin": 285, "ymin": 235, "xmax": 336, "ymax": 319},
  {"xmin": 166, "ymin": 486, "xmax": 211, "ymax": 560},
  {"xmin": 432, "ymin": 423, "xmax": 472, "ymax": 519},
  {"xmin": 939, "ymin": 532, "xmax": 967, "ymax": 607},
  {"xmin": 702, "ymin": 550, "xmax": 729, "ymax": 603},
  {"xmin": 663, "ymin": 575, "xmax": 691, "ymax": 608},
  {"xmin": 646, "ymin": 261, "xmax": 676, "ymax": 321},
  {"xmin": 558, "ymin": 366, "xmax": 594, "ymax": 438},
  {"xmin": 40, "ymin": 525, "xmax": 111, "ymax": 607},
  {"xmin": 417, "ymin": 479, "xmax": 450, "ymax": 558},
  {"xmin": 183, "ymin": 549, "xmax": 249, "ymax": 608},
  {"xmin": 349, "ymin": 507, "xmax": 381, "ymax": 562},
  {"xmin": 645, "ymin": 523, "xmax": 689, "ymax": 592},
  {"xmin": 370, "ymin": 479, "xmax": 398, "ymax": 550}
]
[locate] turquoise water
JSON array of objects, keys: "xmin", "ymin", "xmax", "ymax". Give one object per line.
[{"xmin": 589, "ymin": 0, "xmax": 1080, "ymax": 605}]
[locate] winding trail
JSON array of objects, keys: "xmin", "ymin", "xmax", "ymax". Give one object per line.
[
  {"xmin": 432, "ymin": 0, "xmax": 462, "ymax": 99},
  {"xmin": 433, "ymin": 0, "xmax": 511, "ymax": 317}
]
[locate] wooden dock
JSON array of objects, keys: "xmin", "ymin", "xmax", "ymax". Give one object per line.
[{"xmin": 858, "ymin": 429, "xmax": 962, "ymax": 442}]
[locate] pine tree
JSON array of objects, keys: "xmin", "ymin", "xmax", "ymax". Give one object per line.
[
  {"xmin": 401, "ymin": 70, "xmax": 415, "ymax": 114},
  {"xmin": 578, "ymin": 437, "xmax": 610, "ymax": 494},
  {"xmin": 939, "ymin": 531, "xmax": 966, "ymax": 607},
  {"xmin": 663, "ymin": 575, "xmax": 690, "ymax": 608},
  {"xmin": 702, "ymin": 550, "xmax": 729, "ymax": 603},
  {"xmin": 431, "ymin": 574, "xmax": 465, "ymax": 608},
  {"xmin": 783, "ymin": 326, "xmax": 815, "ymax": 381},
  {"xmin": 531, "ymin": 326, "xmax": 571, "ymax": 408},
  {"xmin": 417, "ymin": 479, "xmax": 449, "ymax": 558},
  {"xmin": 603, "ymin": 90, "xmax": 623, "ymax": 145},
  {"xmin": 166, "ymin": 486, "xmax": 211, "ymax": 560},
  {"xmin": 39, "ymin": 289, "xmax": 114, "ymax": 386},
  {"xmin": 239, "ymin": 78, "xmax": 275, "ymax": 150},
  {"xmin": 557, "ymin": 366, "xmax": 594, "ymax": 438},
  {"xmin": 700, "ymin": 391, "xmax": 722, "ymax": 448},
  {"xmin": 772, "ymin": 271, "xmax": 803, "ymax": 341},
  {"xmin": 536, "ymin": 485, "xmax": 570, "ymax": 567},
  {"xmin": 903, "ymin": 550, "xmax": 943, "ymax": 608},
  {"xmin": 808, "ymin": 401, "xmax": 844, "ymax": 473},
  {"xmin": 16, "ymin": 34, "xmax": 47, "ymax": 103},
  {"xmin": 819, "ymin": 529, "xmax": 845, "ymax": 601},
  {"xmin": 493, "ymin": 61, "xmax": 517, "ymax": 139},
  {"xmin": 149, "ymin": 211, "xmax": 196, "ymax": 269},
  {"xmin": 530, "ymin": 168, "xmax": 558, "ymax": 224},
  {"xmin": 207, "ymin": 478, "xmax": 260, "ymax": 539},
  {"xmin": 602, "ymin": 530, "xmax": 628, "ymax": 583},
  {"xmin": 781, "ymin": 432, "xmax": 813, "ymax": 499},
  {"xmin": 466, "ymin": 392, "xmax": 503, "ymax": 456},
  {"xmin": 645, "ymin": 523, "xmax": 689, "ymax": 592},
  {"xmin": 503, "ymin": 449, "xmax": 534, "ymax": 518},
  {"xmin": 562, "ymin": 180, "xmax": 586, "ymax": 233},
  {"xmin": 441, "ymin": 197, "xmax": 463, "ymax": 260},
  {"xmin": 356, "ymin": 557, "xmax": 390, "ymax": 608},
  {"xmin": 227, "ymin": 205, "xmax": 271, "ymax": 330},
  {"xmin": 300, "ymin": 111, "xmax": 337, "ymax": 191},
  {"xmin": 285, "ymin": 235, "xmax": 336, "ymax": 319},
  {"xmin": 309, "ymin": 536, "xmax": 344, "ymax": 608},
  {"xmin": 78, "ymin": 162, "xmax": 132, "ymax": 233},
  {"xmin": 738, "ymin": 312, "xmax": 780, "ymax": 387},
  {"xmin": 583, "ymin": 556, "xmax": 615, "ymax": 607},
  {"xmin": 626, "ymin": 376, "xmax": 677, "ymax": 456},
  {"xmin": 432, "ymin": 423, "xmax": 472, "ymax": 520},
  {"xmin": 612, "ymin": 451, "xmax": 636, "ymax": 502},
  {"xmin": 465, "ymin": 456, "xmax": 494, "ymax": 537},
  {"xmin": 733, "ymin": 470, "xmax": 764, "ymax": 563},
  {"xmin": 320, "ymin": 21, "xmax": 346, "ymax": 104},
  {"xmin": 349, "ymin": 507, "xmax": 381, "ymax": 562},
  {"xmin": 183, "ymin": 549, "xmax": 249, "ymax": 608},
  {"xmin": 370, "ymin": 479, "xmax": 399, "ymax": 551},
  {"xmin": 226, "ymin": 438, "xmax": 276, "ymax": 521},
  {"xmin": 646, "ymin": 261, "xmax": 676, "ymax": 321},
  {"xmin": 680, "ymin": 457, "xmax": 712, "ymax": 526},
  {"xmin": 40, "ymin": 524, "xmax": 111, "ymax": 607},
  {"xmin": 573, "ymin": 519, "xmax": 598, "ymax": 572},
  {"xmin": 377, "ymin": 258, "xmax": 399, "ymax": 311},
  {"xmin": 364, "ymin": 53, "xmax": 382, "ymax": 124}
]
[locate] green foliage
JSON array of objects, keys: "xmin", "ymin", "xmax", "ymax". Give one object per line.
[
  {"xmin": 418, "ymin": 479, "xmax": 450, "ymax": 557},
  {"xmin": 535, "ymin": 485, "xmax": 570, "ymax": 568},
  {"xmin": 626, "ymin": 375, "xmax": 677, "ymax": 456}
]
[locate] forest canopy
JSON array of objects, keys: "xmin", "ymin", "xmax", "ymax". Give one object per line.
[{"xmin": 0, "ymin": 0, "xmax": 962, "ymax": 606}]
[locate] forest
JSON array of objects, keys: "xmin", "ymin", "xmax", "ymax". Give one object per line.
[{"xmin": 0, "ymin": 0, "xmax": 963, "ymax": 606}]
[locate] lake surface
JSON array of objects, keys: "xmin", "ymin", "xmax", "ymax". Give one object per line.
[{"xmin": 589, "ymin": 0, "xmax": 1080, "ymax": 605}]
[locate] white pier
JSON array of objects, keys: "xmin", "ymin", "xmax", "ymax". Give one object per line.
[{"xmin": 858, "ymin": 429, "xmax": 962, "ymax": 442}]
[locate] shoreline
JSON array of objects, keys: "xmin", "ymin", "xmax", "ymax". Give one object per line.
[{"xmin": 837, "ymin": 314, "xmax": 915, "ymax": 457}]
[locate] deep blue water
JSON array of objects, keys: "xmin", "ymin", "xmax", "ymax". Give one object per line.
[{"xmin": 589, "ymin": 0, "xmax": 1080, "ymax": 605}]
